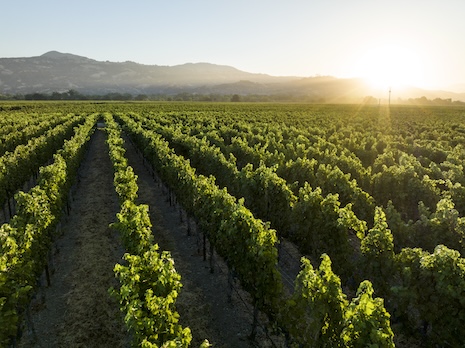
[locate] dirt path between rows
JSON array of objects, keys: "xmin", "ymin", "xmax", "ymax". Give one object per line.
[
  {"xmin": 122, "ymin": 135, "xmax": 267, "ymax": 347},
  {"xmin": 19, "ymin": 129, "xmax": 128, "ymax": 348}
]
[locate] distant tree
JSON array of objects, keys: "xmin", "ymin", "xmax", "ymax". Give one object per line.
[
  {"xmin": 25, "ymin": 92, "xmax": 47, "ymax": 100},
  {"xmin": 51, "ymin": 91, "xmax": 62, "ymax": 100},
  {"xmin": 67, "ymin": 89, "xmax": 80, "ymax": 99},
  {"xmin": 135, "ymin": 94, "xmax": 148, "ymax": 101},
  {"xmin": 174, "ymin": 92, "xmax": 192, "ymax": 101},
  {"xmin": 231, "ymin": 94, "xmax": 241, "ymax": 102},
  {"xmin": 102, "ymin": 92, "xmax": 133, "ymax": 100}
]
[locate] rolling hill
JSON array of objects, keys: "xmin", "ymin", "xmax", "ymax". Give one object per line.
[{"xmin": 1, "ymin": 51, "xmax": 464, "ymax": 102}]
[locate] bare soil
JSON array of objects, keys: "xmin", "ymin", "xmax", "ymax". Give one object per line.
[{"xmin": 19, "ymin": 129, "xmax": 127, "ymax": 347}]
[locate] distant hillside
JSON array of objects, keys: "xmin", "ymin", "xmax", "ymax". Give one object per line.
[
  {"xmin": 1, "ymin": 51, "xmax": 464, "ymax": 102},
  {"xmin": 0, "ymin": 51, "xmax": 294, "ymax": 95}
]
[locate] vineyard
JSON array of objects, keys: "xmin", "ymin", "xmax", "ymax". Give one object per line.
[{"xmin": 1, "ymin": 101, "xmax": 465, "ymax": 347}]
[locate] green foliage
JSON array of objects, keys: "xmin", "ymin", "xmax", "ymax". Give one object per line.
[
  {"xmin": 111, "ymin": 103, "xmax": 465, "ymax": 346},
  {"xmin": 117, "ymin": 112, "xmax": 284, "ymax": 318},
  {"xmin": 283, "ymin": 256, "xmax": 394, "ymax": 348},
  {"xmin": 236, "ymin": 162, "xmax": 296, "ymax": 234},
  {"xmin": 0, "ymin": 114, "xmax": 84, "ymax": 207},
  {"xmin": 105, "ymin": 113, "xmax": 203, "ymax": 346},
  {"xmin": 114, "ymin": 166, "xmax": 139, "ymax": 202},
  {"xmin": 371, "ymin": 154, "xmax": 441, "ymax": 221},
  {"xmin": 111, "ymin": 200, "xmax": 153, "ymax": 254},
  {"xmin": 0, "ymin": 113, "xmax": 98, "ymax": 344},
  {"xmin": 4, "ymin": 102, "xmax": 465, "ymax": 345},
  {"xmin": 394, "ymin": 245, "xmax": 465, "ymax": 346},
  {"xmin": 412, "ymin": 197, "xmax": 465, "ymax": 254},
  {"xmin": 291, "ymin": 183, "xmax": 359, "ymax": 278},
  {"xmin": 284, "ymin": 255, "xmax": 347, "ymax": 347},
  {"xmin": 360, "ymin": 207, "xmax": 395, "ymax": 295},
  {"xmin": 342, "ymin": 281, "xmax": 395, "ymax": 347},
  {"xmin": 112, "ymin": 246, "xmax": 192, "ymax": 348}
]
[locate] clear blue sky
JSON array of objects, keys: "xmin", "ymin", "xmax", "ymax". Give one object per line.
[{"xmin": 2, "ymin": 0, "xmax": 465, "ymax": 91}]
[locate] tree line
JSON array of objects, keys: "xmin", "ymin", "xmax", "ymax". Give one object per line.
[{"xmin": 1, "ymin": 89, "xmax": 464, "ymax": 105}]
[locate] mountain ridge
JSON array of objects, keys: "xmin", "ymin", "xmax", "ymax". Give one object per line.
[
  {"xmin": 40, "ymin": 50, "xmax": 91, "ymax": 60},
  {"xmin": 0, "ymin": 51, "xmax": 297, "ymax": 95},
  {"xmin": 1, "ymin": 51, "xmax": 464, "ymax": 102}
]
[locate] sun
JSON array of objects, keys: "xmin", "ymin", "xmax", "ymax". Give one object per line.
[{"xmin": 353, "ymin": 44, "xmax": 426, "ymax": 90}]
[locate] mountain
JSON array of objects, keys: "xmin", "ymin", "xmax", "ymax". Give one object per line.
[
  {"xmin": 1, "ymin": 51, "xmax": 464, "ymax": 102},
  {"xmin": 0, "ymin": 51, "xmax": 295, "ymax": 95}
]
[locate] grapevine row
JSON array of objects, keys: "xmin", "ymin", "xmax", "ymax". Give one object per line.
[
  {"xmin": 2, "ymin": 102, "xmax": 463, "ymax": 346},
  {"xmin": 0, "ymin": 114, "xmax": 86, "ymax": 218},
  {"xmin": 103, "ymin": 113, "xmax": 209, "ymax": 348},
  {"xmin": 140, "ymin": 110, "xmax": 465, "ymax": 256},
  {"xmin": 117, "ymin": 112, "xmax": 395, "ymax": 347},
  {"xmin": 0, "ymin": 113, "xmax": 69, "ymax": 156},
  {"xmin": 124, "ymin": 112, "xmax": 365, "ymax": 279},
  {"xmin": 0, "ymin": 114, "xmax": 98, "ymax": 346},
  {"xmin": 122, "ymin": 109, "xmax": 465, "ymax": 346}
]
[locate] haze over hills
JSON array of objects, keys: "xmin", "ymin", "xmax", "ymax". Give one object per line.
[{"xmin": 1, "ymin": 51, "xmax": 464, "ymax": 102}]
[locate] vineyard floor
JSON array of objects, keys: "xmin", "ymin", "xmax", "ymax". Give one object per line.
[{"xmin": 19, "ymin": 129, "xmax": 128, "ymax": 347}]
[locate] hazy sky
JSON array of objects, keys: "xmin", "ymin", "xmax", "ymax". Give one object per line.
[{"xmin": 2, "ymin": 0, "xmax": 465, "ymax": 91}]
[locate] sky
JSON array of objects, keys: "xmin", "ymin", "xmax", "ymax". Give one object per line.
[{"xmin": 2, "ymin": 0, "xmax": 465, "ymax": 92}]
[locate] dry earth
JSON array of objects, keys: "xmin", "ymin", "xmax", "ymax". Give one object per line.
[{"xmin": 19, "ymin": 129, "xmax": 127, "ymax": 347}]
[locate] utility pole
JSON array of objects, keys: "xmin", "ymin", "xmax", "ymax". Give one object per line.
[{"xmin": 388, "ymin": 86, "xmax": 391, "ymax": 107}]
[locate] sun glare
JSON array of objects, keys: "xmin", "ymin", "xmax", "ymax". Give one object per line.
[{"xmin": 353, "ymin": 44, "xmax": 426, "ymax": 90}]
